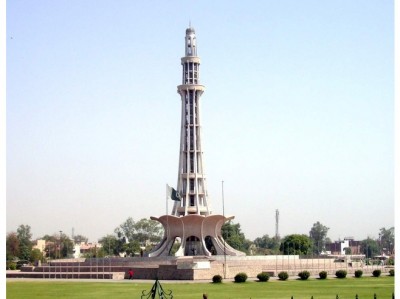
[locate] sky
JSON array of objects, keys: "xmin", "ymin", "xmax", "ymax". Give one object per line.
[{"xmin": 6, "ymin": 0, "xmax": 395, "ymax": 243}]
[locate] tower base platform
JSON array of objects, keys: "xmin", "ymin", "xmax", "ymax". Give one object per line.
[{"xmin": 7, "ymin": 256, "xmax": 392, "ymax": 281}]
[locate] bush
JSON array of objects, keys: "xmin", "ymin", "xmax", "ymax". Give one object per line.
[
  {"xmin": 354, "ymin": 270, "xmax": 363, "ymax": 278},
  {"xmin": 257, "ymin": 272, "xmax": 270, "ymax": 282},
  {"xmin": 335, "ymin": 270, "xmax": 347, "ymax": 279},
  {"xmin": 212, "ymin": 274, "xmax": 222, "ymax": 283},
  {"xmin": 319, "ymin": 271, "xmax": 327, "ymax": 279},
  {"xmin": 389, "ymin": 269, "xmax": 394, "ymax": 276},
  {"xmin": 298, "ymin": 270, "xmax": 310, "ymax": 280},
  {"xmin": 278, "ymin": 271, "xmax": 289, "ymax": 281},
  {"xmin": 387, "ymin": 257, "xmax": 394, "ymax": 265},
  {"xmin": 8, "ymin": 262, "xmax": 16, "ymax": 270},
  {"xmin": 372, "ymin": 269, "xmax": 381, "ymax": 277},
  {"xmin": 234, "ymin": 272, "xmax": 248, "ymax": 283}
]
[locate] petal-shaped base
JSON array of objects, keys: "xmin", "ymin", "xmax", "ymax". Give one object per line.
[{"xmin": 148, "ymin": 214, "xmax": 245, "ymax": 257}]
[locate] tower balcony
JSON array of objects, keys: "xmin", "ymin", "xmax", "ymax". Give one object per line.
[
  {"xmin": 181, "ymin": 56, "xmax": 201, "ymax": 64},
  {"xmin": 177, "ymin": 84, "xmax": 205, "ymax": 94}
]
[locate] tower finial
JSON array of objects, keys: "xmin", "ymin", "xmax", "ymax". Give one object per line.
[{"xmin": 185, "ymin": 26, "xmax": 196, "ymax": 56}]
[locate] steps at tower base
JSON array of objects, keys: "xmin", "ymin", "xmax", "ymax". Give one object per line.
[
  {"xmin": 6, "ymin": 271, "xmax": 125, "ymax": 280},
  {"xmin": 6, "ymin": 256, "xmax": 392, "ymax": 281}
]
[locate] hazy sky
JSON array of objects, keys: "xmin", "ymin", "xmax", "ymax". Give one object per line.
[{"xmin": 6, "ymin": 0, "xmax": 394, "ymax": 243}]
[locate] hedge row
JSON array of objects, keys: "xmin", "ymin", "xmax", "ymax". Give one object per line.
[{"xmin": 212, "ymin": 269, "xmax": 393, "ymax": 283}]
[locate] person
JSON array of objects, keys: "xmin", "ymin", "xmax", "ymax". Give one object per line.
[{"xmin": 128, "ymin": 269, "xmax": 134, "ymax": 280}]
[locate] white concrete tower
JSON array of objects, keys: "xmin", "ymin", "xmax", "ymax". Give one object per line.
[
  {"xmin": 149, "ymin": 27, "xmax": 245, "ymax": 257},
  {"xmin": 172, "ymin": 26, "xmax": 209, "ymax": 217}
]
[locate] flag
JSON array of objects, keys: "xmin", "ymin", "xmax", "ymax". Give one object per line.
[{"xmin": 166, "ymin": 184, "xmax": 181, "ymax": 201}]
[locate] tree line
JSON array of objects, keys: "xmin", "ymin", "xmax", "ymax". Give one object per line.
[
  {"xmin": 6, "ymin": 218, "xmax": 394, "ymax": 268},
  {"xmin": 226, "ymin": 222, "xmax": 394, "ymax": 260}
]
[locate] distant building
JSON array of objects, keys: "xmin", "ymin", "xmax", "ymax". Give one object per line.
[
  {"xmin": 73, "ymin": 242, "xmax": 102, "ymax": 258},
  {"xmin": 32, "ymin": 239, "xmax": 46, "ymax": 253},
  {"xmin": 327, "ymin": 237, "xmax": 361, "ymax": 255},
  {"xmin": 33, "ymin": 239, "xmax": 103, "ymax": 259}
]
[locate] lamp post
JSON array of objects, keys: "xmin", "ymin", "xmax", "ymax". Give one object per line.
[
  {"xmin": 222, "ymin": 180, "xmax": 226, "ymax": 279},
  {"xmin": 59, "ymin": 231, "xmax": 63, "ymax": 259},
  {"xmin": 109, "ymin": 239, "xmax": 112, "ymax": 276},
  {"xmin": 59, "ymin": 230, "xmax": 62, "ymax": 279}
]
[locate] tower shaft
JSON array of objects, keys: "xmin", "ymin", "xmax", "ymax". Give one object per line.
[
  {"xmin": 172, "ymin": 27, "xmax": 209, "ymax": 217},
  {"xmin": 148, "ymin": 27, "xmax": 245, "ymax": 257}
]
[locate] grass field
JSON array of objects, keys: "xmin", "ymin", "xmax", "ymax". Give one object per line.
[{"xmin": 6, "ymin": 276, "xmax": 394, "ymax": 299}]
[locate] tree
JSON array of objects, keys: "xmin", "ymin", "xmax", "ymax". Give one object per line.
[
  {"xmin": 40, "ymin": 235, "xmax": 56, "ymax": 259},
  {"xmin": 6, "ymin": 232, "xmax": 20, "ymax": 261},
  {"xmin": 115, "ymin": 217, "xmax": 136, "ymax": 243},
  {"xmin": 344, "ymin": 247, "xmax": 352, "ymax": 255},
  {"xmin": 41, "ymin": 233, "xmax": 73, "ymax": 259},
  {"xmin": 44, "ymin": 241, "xmax": 56, "ymax": 259},
  {"xmin": 253, "ymin": 234, "xmax": 280, "ymax": 255},
  {"xmin": 30, "ymin": 248, "xmax": 43, "ymax": 263},
  {"xmin": 17, "ymin": 224, "xmax": 32, "ymax": 242},
  {"xmin": 98, "ymin": 235, "xmax": 120, "ymax": 256},
  {"xmin": 94, "ymin": 217, "xmax": 147, "ymax": 257},
  {"xmin": 60, "ymin": 234, "xmax": 74, "ymax": 258},
  {"xmin": 378, "ymin": 227, "xmax": 394, "ymax": 254},
  {"xmin": 113, "ymin": 217, "xmax": 163, "ymax": 254},
  {"xmin": 122, "ymin": 240, "xmax": 141, "ymax": 256},
  {"xmin": 73, "ymin": 234, "xmax": 89, "ymax": 244},
  {"xmin": 360, "ymin": 237, "xmax": 380, "ymax": 259},
  {"xmin": 280, "ymin": 234, "xmax": 312, "ymax": 255},
  {"xmin": 17, "ymin": 225, "xmax": 33, "ymax": 261},
  {"xmin": 133, "ymin": 218, "xmax": 163, "ymax": 244},
  {"xmin": 309, "ymin": 221, "xmax": 329, "ymax": 255},
  {"xmin": 221, "ymin": 221, "xmax": 251, "ymax": 253}
]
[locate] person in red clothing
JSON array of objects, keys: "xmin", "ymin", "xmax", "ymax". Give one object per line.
[{"xmin": 128, "ymin": 269, "xmax": 134, "ymax": 280}]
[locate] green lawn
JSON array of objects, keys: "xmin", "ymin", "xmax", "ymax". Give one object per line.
[{"xmin": 6, "ymin": 276, "xmax": 394, "ymax": 299}]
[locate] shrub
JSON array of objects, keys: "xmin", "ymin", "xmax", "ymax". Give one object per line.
[
  {"xmin": 372, "ymin": 269, "xmax": 381, "ymax": 277},
  {"xmin": 278, "ymin": 271, "xmax": 289, "ymax": 281},
  {"xmin": 257, "ymin": 272, "xmax": 270, "ymax": 282},
  {"xmin": 8, "ymin": 262, "xmax": 16, "ymax": 270},
  {"xmin": 319, "ymin": 271, "xmax": 327, "ymax": 279},
  {"xmin": 354, "ymin": 270, "xmax": 363, "ymax": 278},
  {"xmin": 389, "ymin": 269, "xmax": 394, "ymax": 276},
  {"xmin": 335, "ymin": 270, "xmax": 347, "ymax": 279},
  {"xmin": 234, "ymin": 272, "xmax": 248, "ymax": 283},
  {"xmin": 212, "ymin": 274, "xmax": 222, "ymax": 283},
  {"xmin": 387, "ymin": 257, "xmax": 395, "ymax": 265},
  {"xmin": 298, "ymin": 270, "xmax": 310, "ymax": 280}
]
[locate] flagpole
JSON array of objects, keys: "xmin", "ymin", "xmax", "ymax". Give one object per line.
[
  {"xmin": 166, "ymin": 184, "xmax": 169, "ymax": 256},
  {"xmin": 166, "ymin": 184, "xmax": 168, "ymax": 215}
]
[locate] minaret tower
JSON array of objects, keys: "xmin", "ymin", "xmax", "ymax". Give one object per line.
[
  {"xmin": 149, "ymin": 27, "xmax": 244, "ymax": 257},
  {"xmin": 172, "ymin": 27, "xmax": 209, "ymax": 217}
]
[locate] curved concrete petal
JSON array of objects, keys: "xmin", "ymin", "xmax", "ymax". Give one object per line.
[{"xmin": 149, "ymin": 214, "xmax": 245, "ymax": 257}]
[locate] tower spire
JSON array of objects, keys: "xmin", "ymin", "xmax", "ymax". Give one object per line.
[{"xmin": 184, "ymin": 26, "xmax": 197, "ymax": 57}]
